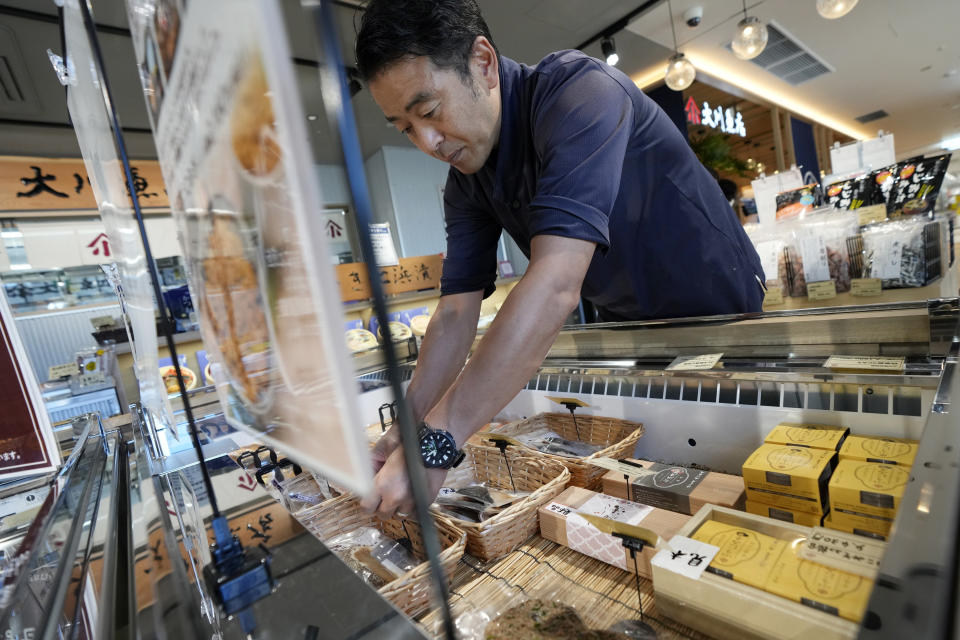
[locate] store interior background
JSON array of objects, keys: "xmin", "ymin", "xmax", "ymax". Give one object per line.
[{"xmin": 1, "ymin": 0, "xmax": 959, "ymax": 413}]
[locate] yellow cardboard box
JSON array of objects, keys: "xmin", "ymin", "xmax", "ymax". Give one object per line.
[
  {"xmin": 764, "ymin": 423, "xmax": 849, "ymax": 451},
  {"xmin": 745, "ymin": 499, "xmax": 825, "ymax": 527},
  {"xmin": 691, "ymin": 520, "xmax": 790, "ymax": 590},
  {"xmin": 742, "ymin": 444, "xmax": 835, "ymax": 513},
  {"xmin": 828, "ymin": 459, "xmax": 908, "ymax": 520},
  {"xmin": 839, "ymin": 435, "xmax": 918, "ymax": 467},
  {"xmin": 823, "ymin": 512, "xmax": 888, "ymax": 541},
  {"xmin": 765, "ymin": 548, "xmax": 873, "ymax": 623}
]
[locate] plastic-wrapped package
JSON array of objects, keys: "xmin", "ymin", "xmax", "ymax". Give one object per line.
[
  {"xmin": 326, "ymin": 527, "xmax": 419, "ymax": 589},
  {"xmin": 887, "ymin": 153, "xmax": 952, "ymax": 217},
  {"xmin": 779, "ymin": 210, "xmax": 857, "ymax": 296},
  {"xmin": 744, "ymin": 223, "xmax": 787, "ymax": 293},
  {"xmin": 860, "ymin": 217, "xmax": 944, "ymax": 288},
  {"xmin": 775, "ymin": 184, "xmax": 821, "ymax": 220},
  {"xmin": 511, "ymin": 428, "xmax": 603, "ymax": 459},
  {"xmin": 434, "ymin": 482, "xmax": 531, "ymax": 523}
]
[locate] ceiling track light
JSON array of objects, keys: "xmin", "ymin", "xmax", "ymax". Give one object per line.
[
  {"xmin": 731, "ymin": 0, "xmax": 768, "ymax": 60},
  {"xmin": 664, "ymin": 0, "xmax": 695, "ymax": 91},
  {"xmin": 816, "ymin": 0, "xmax": 859, "ymax": 19},
  {"xmin": 601, "ymin": 36, "xmax": 619, "ymax": 67}
]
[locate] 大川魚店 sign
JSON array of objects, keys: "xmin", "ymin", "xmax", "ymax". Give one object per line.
[{"xmin": 684, "ymin": 97, "xmax": 746, "ymax": 137}]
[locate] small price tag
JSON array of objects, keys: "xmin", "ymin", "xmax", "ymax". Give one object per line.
[
  {"xmin": 850, "ymin": 278, "xmax": 882, "ymax": 297},
  {"xmin": 857, "ymin": 204, "xmax": 887, "ymax": 227},
  {"xmin": 89, "ymin": 315, "xmax": 115, "ymax": 329},
  {"xmin": 799, "ymin": 528, "xmax": 885, "ymax": 578},
  {"xmin": 48, "ymin": 363, "xmax": 78, "ymax": 380},
  {"xmin": 763, "ymin": 286, "xmax": 784, "ymax": 306},
  {"xmin": 545, "ymin": 397, "xmax": 591, "ymax": 408},
  {"xmin": 666, "ymin": 353, "xmax": 723, "ymax": 371},
  {"xmin": 588, "ymin": 457, "xmax": 657, "ymax": 479},
  {"xmin": 806, "ymin": 280, "xmax": 837, "ymax": 301},
  {"xmin": 545, "ymin": 502, "xmax": 573, "ymax": 517},
  {"xmin": 824, "ymin": 355, "xmax": 905, "ymax": 372},
  {"xmin": 651, "ymin": 535, "xmax": 719, "ymax": 580}
]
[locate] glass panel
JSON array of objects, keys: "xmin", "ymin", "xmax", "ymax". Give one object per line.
[
  {"xmin": 782, "ymin": 383, "xmax": 804, "ymax": 408},
  {"xmin": 665, "ymin": 379, "xmax": 682, "ymax": 400},
  {"xmin": 700, "ymin": 379, "xmax": 718, "ymax": 403},
  {"xmin": 893, "ymin": 387, "xmax": 923, "ymax": 417},
  {"xmin": 718, "ymin": 380, "xmax": 738, "ymax": 404},
  {"xmin": 834, "ymin": 384, "xmax": 859, "ymax": 412},
  {"xmin": 760, "ymin": 382, "xmax": 780, "ymax": 407},
  {"xmin": 682, "ymin": 380, "xmax": 700, "ymax": 401},
  {"xmin": 807, "ymin": 384, "xmax": 832, "ymax": 410},
  {"xmin": 739, "ymin": 382, "xmax": 758, "ymax": 406}
]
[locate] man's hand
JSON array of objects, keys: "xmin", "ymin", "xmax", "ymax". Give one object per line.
[
  {"xmin": 360, "ymin": 446, "xmax": 448, "ymax": 519},
  {"xmin": 370, "ymin": 424, "xmax": 402, "ymax": 474}
]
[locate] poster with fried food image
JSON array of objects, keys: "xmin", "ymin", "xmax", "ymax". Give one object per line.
[{"xmin": 124, "ymin": 0, "xmax": 371, "ymax": 492}]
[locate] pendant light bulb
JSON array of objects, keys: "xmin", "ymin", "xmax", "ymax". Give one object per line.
[
  {"xmin": 816, "ymin": 0, "xmax": 859, "ymax": 19},
  {"xmin": 732, "ymin": 16, "xmax": 768, "ymax": 60},
  {"xmin": 664, "ymin": 53, "xmax": 696, "ymax": 91},
  {"xmin": 601, "ymin": 36, "xmax": 619, "ymax": 67}
]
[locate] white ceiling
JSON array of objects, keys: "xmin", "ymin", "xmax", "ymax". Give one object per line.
[
  {"xmin": 0, "ymin": 0, "xmax": 957, "ymax": 165},
  {"xmin": 626, "ymin": 0, "xmax": 960, "ymax": 158}
]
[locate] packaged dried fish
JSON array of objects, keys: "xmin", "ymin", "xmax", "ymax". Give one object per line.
[
  {"xmin": 433, "ymin": 483, "xmax": 530, "ymax": 523},
  {"xmin": 744, "ymin": 223, "xmax": 787, "ymax": 292},
  {"xmin": 511, "ymin": 428, "xmax": 603, "ymax": 459},
  {"xmin": 779, "ymin": 210, "xmax": 857, "ymax": 296},
  {"xmin": 326, "ymin": 527, "xmax": 418, "ymax": 589}
]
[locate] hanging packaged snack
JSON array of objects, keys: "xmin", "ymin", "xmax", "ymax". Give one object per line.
[
  {"xmin": 860, "ymin": 217, "xmax": 944, "ymax": 288},
  {"xmin": 775, "ymin": 183, "xmax": 821, "ymax": 220},
  {"xmin": 779, "ymin": 210, "xmax": 857, "ymax": 296},
  {"xmin": 887, "ymin": 153, "xmax": 952, "ymax": 217},
  {"xmin": 744, "ymin": 224, "xmax": 788, "ymax": 296}
]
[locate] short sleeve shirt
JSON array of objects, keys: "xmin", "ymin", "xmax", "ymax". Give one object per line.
[{"xmin": 441, "ymin": 51, "xmax": 764, "ymax": 321}]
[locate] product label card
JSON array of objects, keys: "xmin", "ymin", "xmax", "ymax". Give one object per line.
[
  {"xmin": 807, "ymin": 280, "xmax": 837, "ymax": 301},
  {"xmin": 578, "ymin": 493, "xmax": 653, "ymax": 526},
  {"xmin": 763, "ymin": 286, "xmax": 784, "ymax": 306},
  {"xmin": 850, "ymin": 278, "xmax": 882, "ymax": 297},
  {"xmin": 545, "ymin": 502, "xmax": 574, "ymax": 518},
  {"xmin": 48, "ymin": 363, "xmax": 78, "ymax": 380},
  {"xmin": 666, "ymin": 353, "xmax": 723, "ymax": 371},
  {"xmin": 799, "ymin": 528, "xmax": 885, "ymax": 578},
  {"xmin": 824, "ymin": 355, "xmax": 905, "ymax": 372},
  {"xmin": 651, "ymin": 535, "xmax": 719, "ymax": 580},
  {"xmin": 566, "ymin": 512, "xmax": 629, "ymax": 570},
  {"xmin": 755, "ymin": 240, "xmax": 784, "ymax": 281}
]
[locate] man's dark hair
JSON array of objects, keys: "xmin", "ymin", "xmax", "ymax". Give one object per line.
[{"xmin": 356, "ymin": 0, "xmax": 497, "ymax": 81}]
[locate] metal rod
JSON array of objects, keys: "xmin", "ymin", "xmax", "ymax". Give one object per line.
[
  {"xmin": 632, "ymin": 551, "xmax": 644, "ymax": 620},
  {"xmin": 307, "ymin": 2, "xmax": 456, "ymax": 637},
  {"xmin": 75, "ymin": 0, "xmax": 220, "ymax": 518}
]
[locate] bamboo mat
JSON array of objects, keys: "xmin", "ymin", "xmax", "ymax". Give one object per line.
[{"xmin": 418, "ymin": 535, "xmax": 711, "ymax": 639}]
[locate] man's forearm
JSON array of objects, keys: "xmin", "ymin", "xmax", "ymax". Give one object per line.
[
  {"xmin": 423, "ymin": 250, "xmax": 586, "ymax": 445},
  {"xmin": 403, "ymin": 293, "xmax": 481, "ymax": 424}
]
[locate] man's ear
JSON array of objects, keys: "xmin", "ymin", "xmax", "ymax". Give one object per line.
[{"xmin": 471, "ymin": 35, "xmax": 499, "ymax": 91}]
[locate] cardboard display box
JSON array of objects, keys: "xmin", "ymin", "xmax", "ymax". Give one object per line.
[
  {"xmin": 764, "ymin": 423, "xmax": 849, "ymax": 451},
  {"xmin": 828, "ymin": 459, "xmax": 908, "ymax": 520},
  {"xmin": 823, "ymin": 512, "xmax": 888, "ymax": 541},
  {"xmin": 839, "ymin": 435, "xmax": 918, "ymax": 467},
  {"xmin": 745, "ymin": 499, "xmax": 825, "ymax": 527},
  {"xmin": 652, "ymin": 505, "xmax": 864, "ymax": 640},
  {"xmin": 742, "ymin": 444, "xmax": 835, "ymax": 514},
  {"xmin": 538, "ymin": 486, "xmax": 689, "ymax": 579},
  {"xmin": 601, "ymin": 458, "xmax": 745, "ymax": 515}
]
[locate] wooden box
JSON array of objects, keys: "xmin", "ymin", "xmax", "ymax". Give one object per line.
[
  {"xmin": 601, "ymin": 458, "xmax": 745, "ymax": 515},
  {"xmin": 538, "ymin": 486, "xmax": 689, "ymax": 579},
  {"xmin": 652, "ymin": 505, "xmax": 861, "ymax": 640}
]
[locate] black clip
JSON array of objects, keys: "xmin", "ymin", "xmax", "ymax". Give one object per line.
[
  {"xmin": 490, "ymin": 438, "xmax": 516, "ymax": 491},
  {"xmin": 378, "ymin": 401, "xmax": 397, "ymax": 433},
  {"xmin": 612, "ymin": 532, "xmax": 647, "ymax": 619}
]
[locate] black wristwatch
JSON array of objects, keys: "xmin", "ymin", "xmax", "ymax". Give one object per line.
[{"xmin": 418, "ymin": 423, "xmax": 465, "ymax": 469}]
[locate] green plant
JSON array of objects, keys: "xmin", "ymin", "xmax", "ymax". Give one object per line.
[{"xmin": 688, "ymin": 131, "xmax": 752, "ymax": 177}]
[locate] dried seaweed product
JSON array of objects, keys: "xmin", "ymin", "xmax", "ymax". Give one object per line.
[
  {"xmin": 793, "ymin": 210, "xmax": 857, "ymax": 293},
  {"xmin": 484, "ymin": 599, "xmax": 587, "ymax": 639},
  {"xmin": 327, "ymin": 527, "xmax": 418, "ymax": 589}
]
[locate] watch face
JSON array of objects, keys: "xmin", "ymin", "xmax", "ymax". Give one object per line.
[{"xmin": 420, "ymin": 431, "xmax": 457, "ymax": 468}]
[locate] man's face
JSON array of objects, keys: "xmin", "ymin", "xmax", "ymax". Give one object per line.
[{"xmin": 368, "ymin": 46, "xmax": 500, "ymax": 175}]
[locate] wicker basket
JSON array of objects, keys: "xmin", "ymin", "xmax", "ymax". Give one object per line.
[
  {"xmin": 434, "ymin": 444, "xmax": 570, "ymax": 561},
  {"xmin": 293, "ymin": 495, "xmax": 466, "ymax": 618},
  {"xmin": 484, "ymin": 412, "xmax": 644, "ymax": 489}
]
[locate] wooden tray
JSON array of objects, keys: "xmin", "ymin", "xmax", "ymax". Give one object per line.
[{"xmin": 651, "ymin": 505, "xmax": 861, "ymax": 640}]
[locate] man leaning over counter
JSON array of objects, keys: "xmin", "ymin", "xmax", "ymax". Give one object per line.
[{"xmin": 355, "ymin": 0, "xmax": 764, "ymax": 517}]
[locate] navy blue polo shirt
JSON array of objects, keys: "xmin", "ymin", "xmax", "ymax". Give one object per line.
[{"xmin": 440, "ymin": 51, "xmax": 765, "ymax": 321}]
